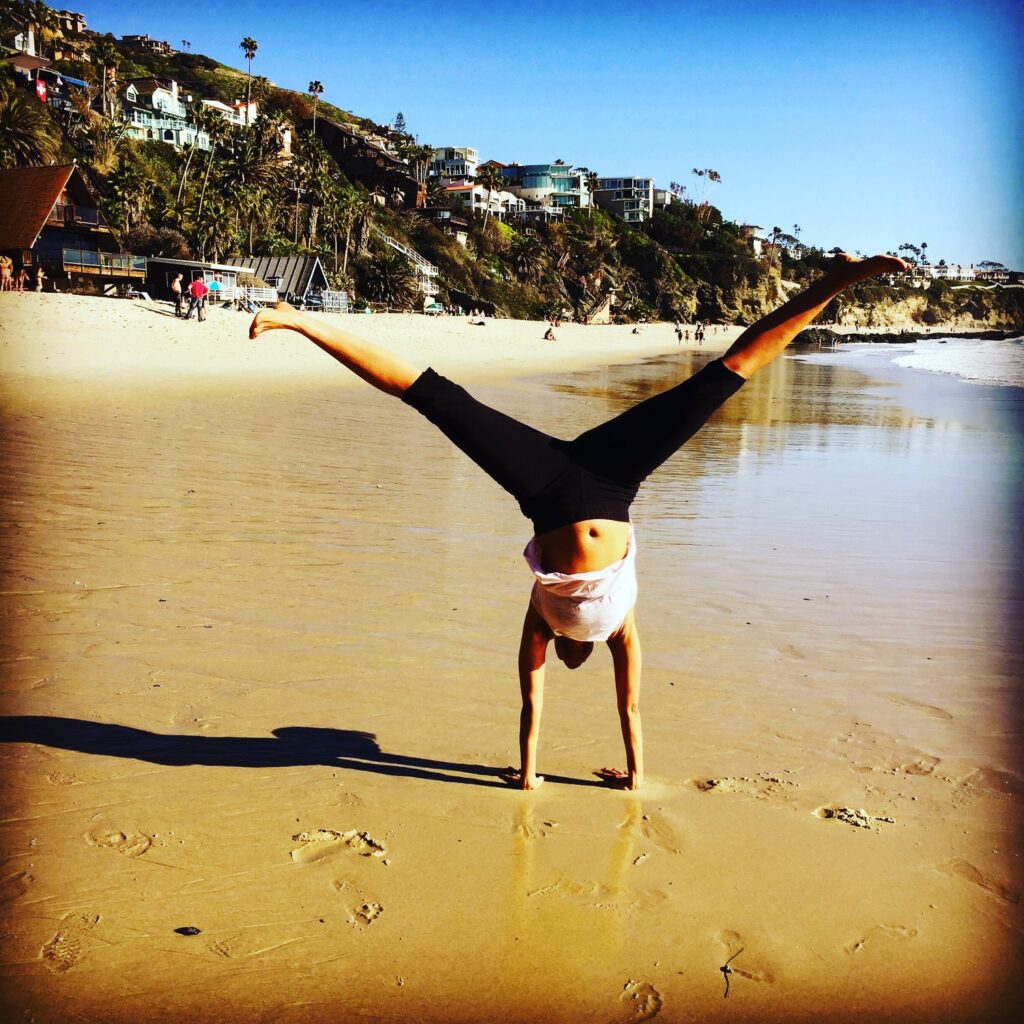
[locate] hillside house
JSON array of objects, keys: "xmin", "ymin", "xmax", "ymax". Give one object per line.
[
  {"xmin": 311, "ymin": 116, "xmax": 419, "ymax": 206},
  {"xmin": 0, "ymin": 165, "xmax": 144, "ymax": 292},
  {"xmin": 55, "ymin": 10, "xmax": 88, "ymax": 34},
  {"xmin": 592, "ymin": 177, "xmax": 655, "ymax": 223},
  {"xmin": 122, "ymin": 79, "xmax": 209, "ymax": 149},
  {"xmin": 122, "ymin": 34, "xmax": 174, "ymax": 55},
  {"xmin": 429, "ymin": 147, "xmax": 479, "ymax": 180}
]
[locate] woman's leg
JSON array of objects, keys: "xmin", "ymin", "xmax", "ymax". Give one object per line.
[
  {"xmin": 570, "ymin": 253, "xmax": 908, "ymax": 489},
  {"xmin": 250, "ymin": 302, "xmax": 420, "ymax": 397},
  {"xmin": 721, "ymin": 253, "xmax": 908, "ymax": 378},
  {"xmin": 250, "ymin": 303, "xmax": 572, "ymax": 506}
]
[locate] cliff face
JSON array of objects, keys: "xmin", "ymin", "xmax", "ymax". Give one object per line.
[{"xmin": 837, "ymin": 288, "xmax": 1024, "ymax": 330}]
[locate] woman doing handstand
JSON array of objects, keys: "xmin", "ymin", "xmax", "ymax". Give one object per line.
[{"xmin": 250, "ymin": 253, "xmax": 907, "ymax": 791}]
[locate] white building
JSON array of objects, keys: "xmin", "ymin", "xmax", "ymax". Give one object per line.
[
  {"xmin": 430, "ymin": 146, "xmax": 479, "ymax": 180},
  {"xmin": 122, "ymin": 79, "xmax": 209, "ymax": 150},
  {"xmin": 201, "ymin": 97, "xmax": 258, "ymax": 127},
  {"xmin": 443, "ymin": 182, "xmax": 523, "ymax": 220}
]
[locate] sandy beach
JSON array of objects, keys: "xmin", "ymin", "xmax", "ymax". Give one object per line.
[{"xmin": 0, "ymin": 292, "xmax": 1021, "ymax": 1023}]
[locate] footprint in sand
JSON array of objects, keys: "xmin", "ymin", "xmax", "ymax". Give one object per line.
[
  {"xmin": 690, "ymin": 773, "xmax": 797, "ymax": 803},
  {"xmin": 85, "ymin": 829, "xmax": 152, "ymax": 858},
  {"xmin": 846, "ymin": 923, "xmax": 919, "ymax": 954},
  {"xmin": 0, "ymin": 870, "xmax": 34, "ymax": 900},
  {"xmin": 41, "ymin": 913, "xmax": 100, "ymax": 973},
  {"xmin": 940, "ymin": 859, "xmax": 1020, "ymax": 905},
  {"xmin": 900, "ymin": 755, "xmax": 940, "ymax": 777},
  {"xmin": 884, "ymin": 694, "xmax": 953, "ymax": 720},
  {"xmin": 290, "ymin": 829, "xmax": 386, "ymax": 864},
  {"xmin": 813, "ymin": 807, "xmax": 895, "ymax": 831},
  {"xmin": 618, "ymin": 980, "xmax": 662, "ymax": 1022},
  {"xmin": 332, "ymin": 880, "xmax": 384, "ymax": 929}
]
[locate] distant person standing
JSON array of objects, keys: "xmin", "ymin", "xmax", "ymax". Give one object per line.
[
  {"xmin": 171, "ymin": 273, "xmax": 184, "ymax": 317},
  {"xmin": 14, "ymin": 268, "xmax": 27, "ymax": 292},
  {"xmin": 185, "ymin": 277, "xmax": 208, "ymax": 322},
  {"xmin": 34, "ymin": 266, "xmax": 45, "ymax": 293}
]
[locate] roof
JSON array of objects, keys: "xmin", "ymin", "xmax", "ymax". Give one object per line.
[
  {"xmin": 0, "ymin": 164, "xmax": 75, "ymax": 251},
  {"xmin": 227, "ymin": 255, "xmax": 328, "ymax": 296},
  {"xmin": 147, "ymin": 257, "xmax": 254, "ymax": 273}
]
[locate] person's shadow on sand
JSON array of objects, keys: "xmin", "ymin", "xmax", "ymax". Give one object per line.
[{"xmin": 0, "ymin": 716, "xmax": 598, "ymax": 789}]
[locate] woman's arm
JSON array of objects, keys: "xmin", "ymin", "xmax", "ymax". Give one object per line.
[
  {"xmin": 516, "ymin": 601, "xmax": 551, "ymax": 790},
  {"xmin": 606, "ymin": 608, "xmax": 643, "ymax": 790}
]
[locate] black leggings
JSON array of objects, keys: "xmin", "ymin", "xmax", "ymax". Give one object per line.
[{"xmin": 402, "ymin": 358, "xmax": 745, "ymax": 536}]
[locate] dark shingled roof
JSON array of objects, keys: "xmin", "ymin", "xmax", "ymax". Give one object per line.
[
  {"xmin": 0, "ymin": 164, "xmax": 75, "ymax": 251},
  {"xmin": 228, "ymin": 255, "xmax": 329, "ymax": 298}
]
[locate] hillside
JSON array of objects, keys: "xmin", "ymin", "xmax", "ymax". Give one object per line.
[{"xmin": 4, "ymin": 2, "xmax": 1022, "ymax": 326}]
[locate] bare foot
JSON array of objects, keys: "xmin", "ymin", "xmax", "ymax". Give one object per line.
[
  {"xmin": 249, "ymin": 300, "xmax": 300, "ymax": 340},
  {"xmin": 501, "ymin": 766, "xmax": 545, "ymax": 790},
  {"xmin": 828, "ymin": 252, "xmax": 910, "ymax": 284}
]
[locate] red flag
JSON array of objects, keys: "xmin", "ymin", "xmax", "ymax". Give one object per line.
[{"xmin": 35, "ymin": 79, "xmax": 47, "ymax": 102}]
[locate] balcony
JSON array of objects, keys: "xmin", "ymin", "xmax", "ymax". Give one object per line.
[
  {"xmin": 63, "ymin": 249, "xmax": 146, "ymax": 277},
  {"xmin": 48, "ymin": 204, "xmax": 109, "ymax": 229}
]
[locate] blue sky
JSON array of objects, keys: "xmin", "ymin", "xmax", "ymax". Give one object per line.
[{"xmin": 81, "ymin": 0, "xmax": 1022, "ymax": 267}]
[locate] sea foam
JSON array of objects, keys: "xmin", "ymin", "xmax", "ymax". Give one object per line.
[{"xmin": 891, "ymin": 336, "xmax": 1023, "ymax": 388}]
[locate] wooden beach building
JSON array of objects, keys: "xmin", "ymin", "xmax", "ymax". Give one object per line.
[
  {"xmin": 0, "ymin": 164, "xmax": 145, "ymax": 293},
  {"xmin": 145, "ymin": 257, "xmax": 254, "ymax": 303}
]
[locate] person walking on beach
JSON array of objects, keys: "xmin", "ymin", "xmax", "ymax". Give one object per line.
[
  {"xmin": 249, "ymin": 253, "xmax": 907, "ymax": 791},
  {"xmin": 185, "ymin": 277, "xmax": 208, "ymax": 321},
  {"xmin": 171, "ymin": 273, "xmax": 184, "ymax": 317}
]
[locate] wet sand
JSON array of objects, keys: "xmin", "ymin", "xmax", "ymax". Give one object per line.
[{"xmin": 0, "ymin": 294, "xmax": 1021, "ymax": 1022}]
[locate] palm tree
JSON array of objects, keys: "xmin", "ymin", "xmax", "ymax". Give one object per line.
[
  {"xmin": 585, "ymin": 171, "xmax": 600, "ymax": 219},
  {"xmin": 239, "ymin": 37, "xmax": 258, "ymax": 125},
  {"xmin": 474, "ymin": 166, "xmax": 503, "ymax": 227},
  {"xmin": 307, "ymin": 80, "xmax": 324, "ymax": 133},
  {"xmin": 92, "ymin": 40, "xmax": 119, "ymax": 118},
  {"xmin": 196, "ymin": 113, "xmax": 230, "ymax": 223},
  {"xmin": 508, "ymin": 234, "xmax": 547, "ymax": 283},
  {"xmin": 0, "ymin": 78, "xmax": 62, "ymax": 167},
  {"xmin": 176, "ymin": 104, "xmax": 216, "ymax": 204},
  {"xmin": 360, "ymin": 248, "xmax": 418, "ymax": 308},
  {"xmin": 106, "ymin": 161, "xmax": 151, "ymax": 233}
]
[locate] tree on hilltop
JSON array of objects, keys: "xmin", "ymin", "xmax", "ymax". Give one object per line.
[
  {"xmin": 394, "ymin": 111, "xmax": 406, "ymax": 134},
  {"xmin": 586, "ymin": 171, "xmax": 600, "ymax": 219},
  {"xmin": 308, "ymin": 80, "xmax": 324, "ymax": 132},
  {"xmin": 239, "ymin": 36, "xmax": 258, "ymax": 125},
  {"xmin": 690, "ymin": 167, "xmax": 721, "ymax": 224}
]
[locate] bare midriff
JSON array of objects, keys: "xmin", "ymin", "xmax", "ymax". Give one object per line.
[{"xmin": 534, "ymin": 519, "xmax": 632, "ymax": 574}]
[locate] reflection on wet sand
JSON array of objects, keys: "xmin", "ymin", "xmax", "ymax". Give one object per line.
[{"xmin": 510, "ymin": 798, "xmax": 644, "ymax": 952}]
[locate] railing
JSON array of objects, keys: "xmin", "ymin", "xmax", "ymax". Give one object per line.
[
  {"xmin": 321, "ymin": 290, "xmax": 348, "ymax": 313},
  {"xmin": 374, "ymin": 230, "xmax": 438, "ymax": 275},
  {"xmin": 63, "ymin": 249, "xmax": 145, "ymax": 275},
  {"xmin": 242, "ymin": 286, "xmax": 279, "ymax": 305}
]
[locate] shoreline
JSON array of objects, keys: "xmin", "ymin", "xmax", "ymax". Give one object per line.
[
  {"xmin": 4, "ymin": 292, "xmax": 1011, "ymax": 397},
  {"xmin": 0, "ymin": 292, "xmax": 736, "ymax": 393}
]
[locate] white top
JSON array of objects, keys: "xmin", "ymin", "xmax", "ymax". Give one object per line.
[{"xmin": 524, "ymin": 527, "xmax": 637, "ymax": 642}]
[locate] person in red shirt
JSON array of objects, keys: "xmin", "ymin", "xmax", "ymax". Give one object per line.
[{"xmin": 185, "ymin": 277, "xmax": 209, "ymax": 322}]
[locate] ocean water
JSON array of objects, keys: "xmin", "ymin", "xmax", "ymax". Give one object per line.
[{"xmin": 796, "ymin": 335, "xmax": 1024, "ymax": 388}]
